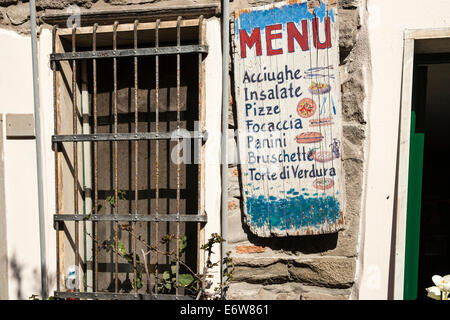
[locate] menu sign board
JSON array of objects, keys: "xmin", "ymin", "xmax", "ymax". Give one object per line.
[{"xmin": 233, "ymin": 0, "xmax": 344, "ymax": 236}]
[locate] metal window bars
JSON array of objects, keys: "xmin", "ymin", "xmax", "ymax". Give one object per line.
[{"xmin": 51, "ymin": 16, "xmax": 208, "ymax": 300}]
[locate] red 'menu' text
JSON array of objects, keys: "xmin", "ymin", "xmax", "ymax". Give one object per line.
[{"xmin": 239, "ymin": 17, "xmax": 332, "ymax": 58}]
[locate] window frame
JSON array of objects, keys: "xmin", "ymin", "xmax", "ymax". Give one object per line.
[{"xmin": 50, "ymin": 16, "xmax": 215, "ymax": 300}]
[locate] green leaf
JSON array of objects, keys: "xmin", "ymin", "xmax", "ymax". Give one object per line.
[
  {"xmin": 179, "ymin": 236, "xmax": 188, "ymax": 252},
  {"xmin": 134, "ymin": 271, "xmax": 143, "ymax": 289},
  {"xmin": 161, "ymin": 234, "xmax": 175, "ymax": 244},
  {"xmin": 162, "ymin": 271, "xmax": 171, "ymax": 281},
  {"xmin": 123, "ymin": 253, "xmax": 133, "ymax": 264},
  {"xmin": 171, "ymin": 265, "xmax": 177, "ymax": 275},
  {"xmin": 118, "ymin": 189, "xmax": 126, "ymax": 200},
  {"xmin": 117, "ymin": 242, "xmax": 127, "ymax": 256},
  {"xmin": 178, "ymin": 274, "xmax": 194, "ymax": 287}
]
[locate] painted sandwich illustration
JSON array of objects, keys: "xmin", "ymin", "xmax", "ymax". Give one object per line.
[
  {"xmin": 309, "ymin": 117, "xmax": 333, "ymax": 127},
  {"xmin": 295, "ymin": 132, "xmax": 323, "ymax": 144},
  {"xmin": 314, "ymin": 151, "xmax": 335, "ymax": 163},
  {"xmin": 313, "ymin": 178, "xmax": 334, "ymax": 190},
  {"xmin": 308, "ymin": 81, "xmax": 331, "ymax": 95}
]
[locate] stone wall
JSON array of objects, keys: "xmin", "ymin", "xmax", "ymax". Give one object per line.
[
  {"xmin": 0, "ymin": 0, "xmax": 369, "ymax": 300},
  {"xmin": 0, "ymin": 0, "xmax": 222, "ymax": 33}
]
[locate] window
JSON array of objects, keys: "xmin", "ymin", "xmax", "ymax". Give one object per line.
[{"xmin": 51, "ymin": 16, "xmax": 209, "ymax": 300}]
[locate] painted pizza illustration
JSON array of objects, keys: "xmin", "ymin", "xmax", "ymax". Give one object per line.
[{"xmin": 297, "ymin": 98, "xmax": 317, "ymax": 118}]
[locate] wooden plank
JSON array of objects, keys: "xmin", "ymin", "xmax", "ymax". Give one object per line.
[
  {"xmin": 42, "ymin": 4, "xmax": 219, "ymax": 26},
  {"xmin": 55, "ymin": 32, "xmax": 65, "ymax": 291},
  {"xmin": 56, "ymin": 20, "xmax": 201, "ymax": 37},
  {"xmin": 233, "ymin": 0, "xmax": 344, "ymax": 237},
  {"xmin": 405, "ymin": 27, "xmax": 450, "ymax": 40}
]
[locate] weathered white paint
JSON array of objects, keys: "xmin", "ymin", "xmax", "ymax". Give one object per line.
[
  {"xmin": 0, "ymin": 28, "xmax": 55, "ymax": 299},
  {"xmin": 359, "ymin": 0, "xmax": 450, "ymax": 300},
  {"xmin": 233, "ymin": 0, "xmax": 344, "ymax": 237},
  {"xmin": 203, "ymin": 18, "xmax": 223, "ymax": 293}
]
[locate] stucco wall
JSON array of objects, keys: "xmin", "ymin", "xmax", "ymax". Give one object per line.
[
  {"xmin": 0, "ymin": 27, "xmax": 55, "ymax": 299},
  {"xmin": 359, "ymin": 0, "xmax": 450, "ymax": 300}
]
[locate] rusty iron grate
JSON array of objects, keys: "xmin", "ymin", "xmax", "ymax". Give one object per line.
[{"xmin": 51, "ymin": 16, "xmax": 207, "ymax": 300}]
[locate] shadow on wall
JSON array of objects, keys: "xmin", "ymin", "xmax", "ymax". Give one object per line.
[{"xmin": 8, "ymin": 252, "xmax": 55, "ymax": 300}]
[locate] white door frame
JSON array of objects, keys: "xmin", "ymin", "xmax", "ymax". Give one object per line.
[{"xmin": 394, "ymin": 27, "xmax": 450, "ymax": 300}]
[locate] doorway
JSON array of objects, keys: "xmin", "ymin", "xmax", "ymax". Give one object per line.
[{"xmin": 404, "ymin": 45, "xmax": 450, "ymax": 299}]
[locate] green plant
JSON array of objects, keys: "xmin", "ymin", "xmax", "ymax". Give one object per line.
[
  {"xmin": 157, "ymin": 235, "xmax": 195, "ymax": 294},
  {"xmin": 86, "ymin": 191, "xmax": 233, "ymax": 299}
]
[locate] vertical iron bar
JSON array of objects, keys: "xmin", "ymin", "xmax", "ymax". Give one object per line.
[
  {"xmin": 29, "ymin": 0, "xmax": 48, "ymax": 299},
  {"xmin": 113, "ymin": 21, "xmax": 119, "ymax": 293},
  {"xmin": 175, "ymin": 16, "xmax": 181, "ymax": 297},
  {"xmin": 72, "ymin": 24, "xmax": 80, "ymax": 291},
  {"xmin": 221, "ymin": 0, "xmax": 230, "ymax": 296},
  {"xmin": 53, "ymin": 24, "xmax": 60, "ymax": 294},
  {"xmin": 133, "ymin": 19, "xmax": 139, "ymax": 293},
  {"xmin": 154, "ymin": 18, "xmax": 160, "ymax": 296},
  {"xmin": 93, "ymin": 23, "xmax": 99, "ymax": 293}
]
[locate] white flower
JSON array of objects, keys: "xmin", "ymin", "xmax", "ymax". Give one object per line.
[
  {"xmin": 432, "ymin": 274, "xmax": 450, "ymax": 292},
  {"xmin": 426, "ymin": 286, "xmax": 442, "ymax": 300}
]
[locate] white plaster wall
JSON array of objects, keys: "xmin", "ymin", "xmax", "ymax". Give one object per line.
[
  {"xmin": 203, "ymin": 17, "xmax": 223, "ymax": 292},
  {"xmin": 0, "ymin": 28, "xmax": 55, "ymax": 299},
  {"xmin": 359, "ymin": 0, "xmax": 450, "ymax": 299}
]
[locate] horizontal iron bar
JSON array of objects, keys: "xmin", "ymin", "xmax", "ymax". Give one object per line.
[
  {"xmin": 54, "ymin": 214, "xmax": 207, "ymax": 223},
  {"xmin": 52, "ymin": 131, "xmax": 207, "ymax": 143},
  {"xmin": 54, "ymin": 291, "xmax": 194, "ymax": 300},
  {"xmin": 50, "ymin": 45, "xmax": 208, "ymax": 61}
]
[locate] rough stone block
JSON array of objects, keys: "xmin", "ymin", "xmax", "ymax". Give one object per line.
[
  {"xmin": 227, "ymin": 167, "xmax": 241, "ymax": 198},
  {"xmin": 6, "ymin": 3, "xmax": 29, "ymax": 25},
  {"xmin": 0, "ymin": 0, "xmax": 17, "ymax": 7},
  {"xmin": 227, "ymin": 281, "xmax": 305, "ymax": 300},
  {"xmin": 107, "ymin": 0, "xmax": 159, "ymax": 5},
  {"xmin": 338, "ymin": 0, "xmax": 359, "ymax": 9},
  {"xmin": 342, "ymin": 139, "xmax": 363, "ymax": 161},
  {"xmin": 343, "ymin": 158, "xmax": 363, "ymax": 201},
  {"xmin": 232, "ymin": 262, "xmax": 290, "ymax": 284},
  {"xmin": 34, "ymin": 0, "xmax": 97, "ymax": 10},
  {"xmin": 227, "ymin": 211, "xmax": 249, "ymax": 244},
  {"xmin": 343, "ymin": 124, "xmax": 365, "ymax": 146},
  {"xmin": 300, "ymin": 292, "xmax": 349, "ymax": 300},
  {"xmin": 341, "ymin": 74, "xmax": 365, "ymax": 124},
  {"xmin": 227, "ymin": 281, "xmax": 352, "ymax": 300},
  {"xmin": 289, "ymin": 257, "xmax": 356, "ymax": 288},
  {"xmin": 339, "ymin": 9, "xmax": 360, "ymax": 58},
  {"xmin": 342, "ymin": 125, "xmax": 365, "ymax": 161}
]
